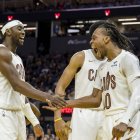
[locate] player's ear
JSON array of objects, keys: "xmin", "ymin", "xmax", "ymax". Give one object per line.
[
  {"xmin": 5, "ymin": 29, "xmax": 12, "ymax": 36},
  {"xmin": 103, "ymin": 36, "xmax": 110, "ymax": 44}
]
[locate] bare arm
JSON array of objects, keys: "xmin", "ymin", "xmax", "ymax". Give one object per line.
[
  {"xmin": 53, "ymin": 51, "xmax": 85, "ymax": 139},
  {"xmin": 54, "ymin": 51, "xmax": 84, "ymax": 117},
  {"xmin": 0, "ymin": 47, "xmax": 66, "ymax": 107},
  {"xmin": 66, "ymin": 88, "xmax": 102, "ymax": 108},
  {"xmin": 55, "ymin": 51, "xmax": 84, "ymax": 97}
]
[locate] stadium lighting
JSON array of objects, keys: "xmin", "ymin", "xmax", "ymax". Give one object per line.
[
  {"xmin": 118, "ymin": 18, "xmax": 137, "ymax": 21},
  {"xmin": 24, "ymin": 27, "xmax": 37, "ymax": 31},
  {"xmin": 54, "ymin": 12, "xmax": 61, "ymax": 19},
  {"xmin": 122, "ymin": 22, "xmax": 140, "ymax": 25},
  {"xmin": 7, "ymin": 15, "xmax": 14, "ymax": 21},
  {"xmin": 104, "ymin": 9, "xmax": 111, "ymax": 16},
  {"xmin": 70, "ymin": 25, "xmax": 84, "ymax": 28}
]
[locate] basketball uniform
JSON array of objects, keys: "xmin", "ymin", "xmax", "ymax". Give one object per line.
[
  {"xmin": 68, "ymin": 49, "xmax": 106, "ymax": 140},
  {"xmin": 94, "ymin": 50, "xmax": 140, "ymax": 140},
  {"xmin": 0, "ymin": 44, "xmax": 26, "ymax": 140}
]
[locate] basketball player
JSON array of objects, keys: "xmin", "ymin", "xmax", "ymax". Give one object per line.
[
  {"xmin": 0, "ymin": 20, "xmax": 66, "ymax": 140},
  {"xmin": 64, "ymin": 21, "xmax": 140, "ymax": 139},
  {"xmin": 43, "ymin": 21, "xmax": 108, "ymax": 140}
]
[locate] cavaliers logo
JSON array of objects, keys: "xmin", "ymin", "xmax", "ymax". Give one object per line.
[
  {"xmin": 102, "ymin": 72, "xmax": 116, "ymax": 91},
  {"xmin": 88, "ymin": 69, "xmax": 97, "ymax": 81}
]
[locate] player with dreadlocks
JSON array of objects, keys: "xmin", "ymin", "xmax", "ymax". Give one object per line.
[{"xmin": 63, "ymin": 21, "xmax": 140, "ymax": 139}]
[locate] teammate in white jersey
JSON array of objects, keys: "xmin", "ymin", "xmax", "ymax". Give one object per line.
[
  {"xmin": 44, "ymin": 49, "xmax": 106, "ymax": 140},
  {"xmin": 0, "ymin": 20, "xmax": 66, "ymax": 140},
  {"xmin": 64, "ymin": 21, "xmax": 140, "ymax": 140},
  {"xmin": 8, "ymin": 46, "xmax": 43, "ymax": 138},
  {"xmin": 43, "ymin": 21, "xmax": 107, "ymax": 140}
]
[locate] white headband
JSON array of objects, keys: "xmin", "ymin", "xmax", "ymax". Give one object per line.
[{"xmin": 1, "ymin": 20, "xmax": 24, "ymax": 35}]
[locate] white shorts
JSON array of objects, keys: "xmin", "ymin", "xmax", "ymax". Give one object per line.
[
  {"xmin": 98, "ymin": 111, "xmax": 140, "ymax": 140},
  {"xmin": 0, "ymin": 108, "xmax": 26, "ymax": 140},
  {"xmin": 68, "ymin": 108, "xmax": 104, "ymax": 140}
]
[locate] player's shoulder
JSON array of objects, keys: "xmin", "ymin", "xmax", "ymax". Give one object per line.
[
  {"xmin": 69, "ymin": 50, "xmax": 85, "ymax": 67},
  {"xmin": 0, "ymin": 44, "xmax": 12, "ymax": 61},
  {"xmin": 0, "ymin": 44, "xmax": 5, "ymax": 48},
  {"xmin": 72, "ymin": 49, "xmax": 92, "ymax": 59},
  {"xmin": 123, "ymin": 50, "xmax": 138, "ymax": 61},
  {"xmin": 71, "ymin": 50, "xmax": 85, "ymax": 61},
  {"xmin": 119, "ymin": 50, "xmax": 139, "ymax": 68}
]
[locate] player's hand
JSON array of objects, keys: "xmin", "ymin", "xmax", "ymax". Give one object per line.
[
  {"xmin": 42, "ymin": 106, "xmax": 58, "ymax": 112},
  {"xmin": 55, "ymin": 119, "xmax": 71, "ymax": 140},
  {"xmin": 33, "ymin": 124, "xmax": 44, "ymax": 137},
  {"xmin": 112, "ymin": 126, "xmax": 134, "ymax": 140},
  {"xmin": 112, "ymin": 122, "xmax": 128, "ymax": 139},
  {"xmin": 42, "ymin": 106, "xmax": 71, "ymax": 140},
  {"xmin": 65, "ymin": 121, "xmax": 72, "ymax": 136},
  {"xmin": 46, "ymin": 95, "xmax": 67, "ymax": 108}
]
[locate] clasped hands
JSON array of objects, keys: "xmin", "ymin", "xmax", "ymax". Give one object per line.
[{"xmin": 46, "ymin": 95, "xmax": 68, "ymax": 109}]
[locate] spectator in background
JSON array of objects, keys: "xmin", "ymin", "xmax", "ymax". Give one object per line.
[{"xmin": 27, "ymin": 134, "xmax": 35, "ymax": 140}]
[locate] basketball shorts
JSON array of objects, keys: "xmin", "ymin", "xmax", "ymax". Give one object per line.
[
  {"xmin": 0, "ymin": 108, "xmax": 26, "ymax": 140},
  {"xmin": 98, "ymin": 111, "xmax": 140, "ymax": 140},
  {"xmin": 68, "ymin": 108, "xmax": 104, "ymax": 140}
]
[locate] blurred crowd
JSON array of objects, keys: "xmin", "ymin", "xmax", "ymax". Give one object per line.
[
  {"xmin": 0, "ymin": 0, "xmax": 140, "ymax": 13},
  {"xmin": 24, "ymin": 52, "xmax": 73, "ymax": 94},
  {"xmin": 27, "ymin": 122, "xmax": 59, "ymax": 140},
  {"xmin": 36, "ymin": 0, "xmax": 140, "ymax": 11}
]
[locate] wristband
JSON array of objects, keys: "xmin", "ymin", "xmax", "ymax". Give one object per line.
[{"xmin": 54, "ymin": 117, "xmax": 62, "ymax": 123}]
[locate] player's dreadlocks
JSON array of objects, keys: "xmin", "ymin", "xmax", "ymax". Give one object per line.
[
  {"xmin": 89, "ymin": 21, "xmax": 134, "ymax": 52},
  {"xmin": 89, "ymin": 20, "xmax": 107, "ymax": 37}
]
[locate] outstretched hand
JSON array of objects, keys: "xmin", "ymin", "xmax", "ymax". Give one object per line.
[
  {"xmin": 42, "ymin": 106, "xmax": 58, "ymax": 112},
  {"xmin": 42, "ymin": 106, "xmax": 71, "ymax": 140},
  {"xmin": 54, "ymin": 119, "xmax": 71, "ymax": 140},
  {"xmin": 46, "ymin": 95, "xmax": 67, "ymax": 109}
]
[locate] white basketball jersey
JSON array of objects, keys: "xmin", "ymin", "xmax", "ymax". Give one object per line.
[
  {"xmin": 0, "ymin": 45, "xmax": 25, "ymax": 110},
  {"xmin": 75, "ymin": 49, "xmax": 106, "ymax": 101},
  {"xmin": 95, "ymin": 50, "xmax": 140, "ymax": 115}
]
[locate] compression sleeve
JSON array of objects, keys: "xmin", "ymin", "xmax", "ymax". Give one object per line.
[
  {"xmin": 120, "ymin": 53, "xmax": 140, "ymax": 124},
  {"xmin": 22, "ymin": 103, "xmax": 40, "ymax": 126}
]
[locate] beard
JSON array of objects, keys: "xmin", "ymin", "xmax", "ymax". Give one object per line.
[{"xmin": 15, "ymin": 39, "xmax": 24, "ymax": 47}]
